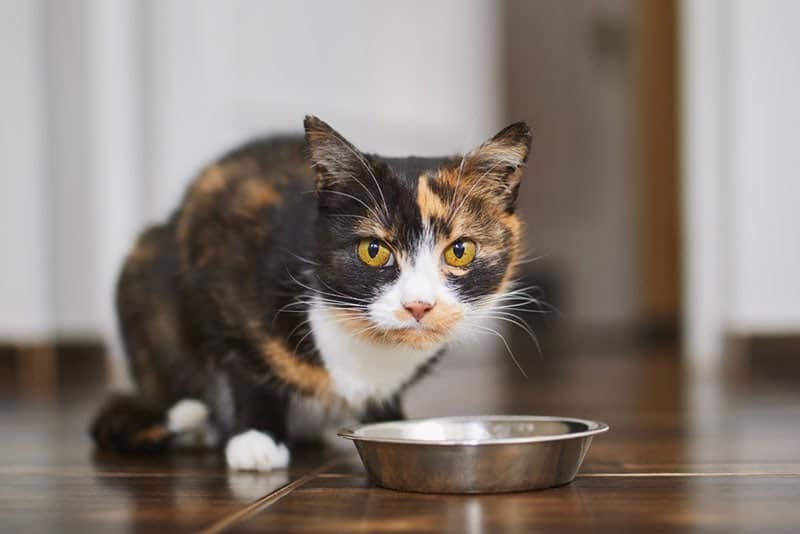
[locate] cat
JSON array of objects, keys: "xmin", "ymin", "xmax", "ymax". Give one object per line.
[{"xmin": 90, "ymin": 115, "xmax": 532, "ymax": 471}]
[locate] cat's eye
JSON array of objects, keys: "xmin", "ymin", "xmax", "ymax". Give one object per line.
[
  {"xmin": 357, "ymin": 238, "xmax": 393, "ymax": 268},
  {"xmin": 443, "ymin": 238, "xmax": 477, "ymax": 267}
]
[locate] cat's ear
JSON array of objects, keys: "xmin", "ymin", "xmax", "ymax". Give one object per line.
[
  {"xmin": 304, "ymin": 115, "xmax": 367, "ymax": 191},
  {"xmin": 459, "ymin": 121, "xmax": 532, "ymax": 212}
]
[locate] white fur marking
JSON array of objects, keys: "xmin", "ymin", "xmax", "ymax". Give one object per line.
[
  {"xmin": 369, "ymin": 232, "xmax": 459, "ymax": 330},
  {"xmin": 225, "ymin": 430, "xmax": 290, "ymax": 472},
  {"xmin": 309, "ymin": 231, "xmax": 463, "ymax": 409},
  {"xmin": 167, "ymin": 399, "xmax": 208, "ymax": 433},
  {"xmin": 167, "ymin": 398, "xmax": 219, "ymax": 449},
  {"xmin": 309, "ymin": 299, "xmax": 445, "ymax": 409}
]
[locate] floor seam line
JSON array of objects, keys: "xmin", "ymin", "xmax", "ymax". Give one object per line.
[
  {"xmin": 198, "ymin": 456, "xmax": 345, "ymax": 534},
  {"xmin": 577, "ymin": 472, "xmax": 800, "ymax": 478}
]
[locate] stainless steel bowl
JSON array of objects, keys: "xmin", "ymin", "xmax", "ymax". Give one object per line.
[{"xmin": 338, "ymin": 415, "xmax": 609, "ymax": 494}]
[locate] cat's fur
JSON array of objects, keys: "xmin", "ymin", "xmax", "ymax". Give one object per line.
[{"xmin": 91, "ymin": 116, "xmax": 532, "ymax": 471}]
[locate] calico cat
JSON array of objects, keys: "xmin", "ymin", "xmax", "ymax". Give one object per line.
[{"xmin": 91, "ymin": 116, "xmax": 532, "ymax": 471}]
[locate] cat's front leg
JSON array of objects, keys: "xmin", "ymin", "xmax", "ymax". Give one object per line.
[
  {"xmin": 361, "ymin": 395, "xmax": 405, "ymax": 424},
  {"xmin": 225, "ymin": 429, "xmax": 290, "ymax": 471},
  {"xmin": 225, "ymin": 383, "xmax": 291, "ymax": 472}
]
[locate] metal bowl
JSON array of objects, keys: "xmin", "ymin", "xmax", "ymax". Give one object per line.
[{"xmin": 338, "ymin": 415, "xmax": 609, "ymax": 494}]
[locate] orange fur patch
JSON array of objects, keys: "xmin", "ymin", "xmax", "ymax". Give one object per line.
[
  {"xmin": 416, "ymin": 174, "xmax": 450, "ymax": 222},
  {"xmin": 176, "ymin": 164, "xmax": 228, "ymax": 245},
  {"xmin": 235, "ymin": 178, "xmax": 281, "ymax": 214},
  {"xmin": 430, "ymin": 165, "xmax": 525, "ymax": 287},
  {"xmin": 354, "ymin": 218, "xmax": 392, "ymax": 241},
  {"xmin": 132, "ymin": 424, "xmax": 169, "ymax": 444},
  {"xmin": 262, "ymin": 337, "xmax": 331, "ymax": 397},
  {"xmin": 193, "ymin": 164, "xmax": 227, "ymax": 195}
]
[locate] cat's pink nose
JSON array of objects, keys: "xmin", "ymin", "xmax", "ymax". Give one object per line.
[{"xmin": 403, "ymin": 301, "xmax": 435, "ymax": 321}]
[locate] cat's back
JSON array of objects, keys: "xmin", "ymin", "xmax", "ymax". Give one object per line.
[
  {"xmin": 180, "ymin": 135, "xmax": 314, "ymax": 219},
  {"xmin": 218, "ymin": 135, "xmax": 312, "ymax": 182},
  {"xmin": 173, "ymin": 135, "xmax": 317, "ymax": 259}
]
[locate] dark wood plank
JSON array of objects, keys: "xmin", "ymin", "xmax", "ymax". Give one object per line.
[
  {"xmin": 0, "ymin": 385, "xmax": 339, "ymax": 532},
  {"xmin": 406, "ymin": 345, "xmax": 800, "ymax": 474},
  {"xmin": 2, "ymin": 341, "xmax": 800, "ymax": 532},
  {"xmin": 231, "ymin": 473, "xmax": 800, "ymax": 533},
  {"xmin": 0, "ymin": 470, "xmax": 284, "ymax": 533}
]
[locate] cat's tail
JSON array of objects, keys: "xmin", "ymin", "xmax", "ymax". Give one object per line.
[
  {"xmin": 90, "ymin": 395, "xmax": 212, "ymax": 454},
  {"xmin": 90, "ymin": 394, "xmax": 172, "ymax": 454}
]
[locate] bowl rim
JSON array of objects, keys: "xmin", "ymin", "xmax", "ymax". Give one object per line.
[{"xmin": 338, "ymin": 415, "xmax": 610, "ymax": 446}]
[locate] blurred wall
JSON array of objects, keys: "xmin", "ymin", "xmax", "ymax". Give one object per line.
[
  {"xmin": 682, "ymin": 0, "xmax": 800, "ymax": 370},
  {"xmin": 0, "ymin": 0, "xmax": 502, "ymax": 344},
  {"xmin": 504, "ymin": 0, "xmax": 638, "ymax": 329},
  {"xmin": 0, "ymin": 0, "xmax": 501, "ymax": 340},
  {"xmin": 0, "ymin": 0, "xmax": 51, "ymax": 340},
  {"xmin": 142, "ymin": 0, "xmax": 503, "ymax": 220}
]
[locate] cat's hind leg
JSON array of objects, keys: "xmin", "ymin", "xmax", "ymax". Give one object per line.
[
  {"xmin": 90, "ymin": 396, "xmax": 219, "ymax": 453},
  {"xmin": 90, "ymin": 394, "xmax": 171, "ymax": 454},
  {"xmin": 99, "ymin": 224, "xmax": 213, "ymax": 451}
]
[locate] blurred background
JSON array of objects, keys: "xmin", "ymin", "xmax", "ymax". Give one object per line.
[{"xmin": 1, "ymin": 0, "xmax": 798, "ymax": 397}]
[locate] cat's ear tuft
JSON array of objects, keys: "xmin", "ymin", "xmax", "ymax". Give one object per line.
[
  {"xmin": 460, "ymin": 121, "xmax": 532, "ymax": 212},
  {"xmin": 303, "ymin": 115, "xmax": 335, "ymax": 143},
  {"xmin": 303, "ymin": 115, "xmax": 364, "ymax": 190},
  {"xmin": 488, "ymin": 122, "xmax": 533, "ymax": 167}
]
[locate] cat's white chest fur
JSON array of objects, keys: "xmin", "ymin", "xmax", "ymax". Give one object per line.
[{"xmin": 308, "ymin": 301, "xmax": 443, "ymax": 410}]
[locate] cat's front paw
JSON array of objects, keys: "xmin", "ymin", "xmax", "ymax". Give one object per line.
[{"xmin": 225, "ymin": 430, "xmax": 290, "ymax": 472}]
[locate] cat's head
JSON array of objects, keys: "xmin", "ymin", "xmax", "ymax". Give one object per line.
[{"xmin": 305, "ymin": 115, "xmax": 531, "ymax": 350}]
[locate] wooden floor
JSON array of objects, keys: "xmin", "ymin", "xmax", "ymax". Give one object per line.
[{"xmin": 1, "ymin": 339, "xmax": 799, "ymax": 532}]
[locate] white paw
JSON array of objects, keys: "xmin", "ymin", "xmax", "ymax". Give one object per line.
[
  {"xmin": 225, "ymin": 430, "xmax": 290, "ymax": 472},
  {"xmin": 167, "ymin": 399, "xmax": 209, "ymax": 433}
]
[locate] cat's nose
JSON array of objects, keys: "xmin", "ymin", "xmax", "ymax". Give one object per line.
[{"xmin": 403, "ymin": 301, "xmax": 435, "ymax": 322}]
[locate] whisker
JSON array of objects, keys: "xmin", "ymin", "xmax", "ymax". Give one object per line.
[
  {"xmin": 468, "ymin": 313, "xmax": 541, "ymax": 354},
  {"xmin": 283, "ymin": 249, "xmax": 320, "ymax": 266},
  {"xmin": 497, "ymin": 298, "xmax": 561, "ymax": 317},
  {"xmin": 290, "ymin": 308, "xmax": 366, "ymax": 338},
  {"xmin": 511, "ymin": 251, "xmax": 550, "ymax": 266},
  {"xmin": 291, "ymin": 308, "xmax": 369, "ymax": 353},
  {"xmin": 483, "ymin": 306, "xmax": 549, "ymax": 315},
  {"xmin": 315, "ymin": 275, "xmax": 366, "ymax": 303},
  {"xmin": 461, "ymin": 323, "xmax": 529, "ymax": 379},
  {"xmin": 272, "ymin": 295, "xmax": 367, "ymax": 323},
  {"xmin": 477, "ymin": 296, "xmax": 549, "ymax": 309},
  {"xmin": 293, "ymin": 328, "xmax": 316, "ymax": 354},
  {"xmin": 277, "ymin": 297, "xmax": 366, "ymax": 310},
  {"xmin": 328, "ymin": 213, "xmax": 374, "ymax": 222},
  {"xmin": 471, "ymin": 296, "xmax": 542, "ymax": 311},
  {"xmin": 447, "ymin": 159, "xmax": 514, "ymax": 225},
  {"xmin": 286, "ymin": 317, "xmax": 313, "ymax": 339},
  {"xmin": 470, "ymin": 285, "xmax": 557, "ymax": 316},
  {"xmin": 350, "ymin": 322, "xmax": 381, "ymax": 338},
  {"xmin": 284, "ymin": 269, "xmax": 372, "ymax": 304},
  {"xmin": 447, "ymin": 154, "xmax": 467, "ymax": 218},
  {"xmin": 318, "ymin": 166, "xmax": 384, "ymax": 224},
  {"xmin": 328, "ymin": 132, "xmax": 390, "ymax": 221},
  {"xmin": 303, "ymin": 189, "xmax": 384, "ymax": 224}
]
